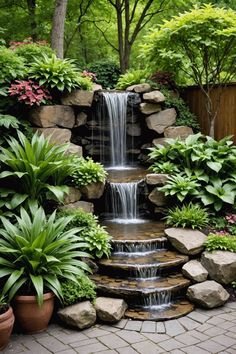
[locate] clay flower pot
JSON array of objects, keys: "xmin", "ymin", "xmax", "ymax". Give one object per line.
[
  {"xmin": 0, "ymin": 306, "xmax": 15, "ymax": 350},
  {"xmin": 13, "ymin": 292, "xmax": 54, "ymax": 334}
]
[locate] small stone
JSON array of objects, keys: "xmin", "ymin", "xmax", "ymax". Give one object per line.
[
  {"xmin": 126, "ymin": 83, "xmax": 151, "ymax": 93},
  {"xmin": 182, "ymin": 260, "xmax": 208, "ymax": 283},
  {"xmin": 33, "ymin": 127, "xmax": 71, "ymax": 144},
  {"xmin": 145, "ymin": 173, "xmax": 168, "ymax": 186},
  {"xmin": 140, "ymin": 102, "xmax": 162, "ymax": 115},
  {"xmin": 80, "ymin": 181, "xmax": 105, "ymax": 199},
  {"xmin": 187, "ymin": 280, "xmax": 230, "ymax": 308},
  {"xmin": 64, "ymin": 187, "xmax": 81, "ymax": 204},
  {"xmin": 58, "ymin": 301, "xmax": 96, "ymax": 329},
  {"xmin": 60, "ymin": 201, "xmax": 94, "ymax": 213},
  {"xmin": 152, "ymin": 138, "xmax": 169, "ymax": 146},
  {"xmin": 201, "ymin": 251, "xmax": 236, "ymax": 284},
  {"xmin": 146, "ymin": 108, "xmax": 177, "ymax": 134},
  {"xmin": 94, "ymin": 297, "xmax": 128, "ymax": 323},
  {"xmin": 143, "ymin": 90, "xmax": 165, "ymax": 103},
  {"xmin": 30, "ymin": 105, "xmax": 75, "ymax": 128},
  {"xmin": 75, "ymin": 112, "xmax": 87, "ymax": 127},
  {"xmin": 164, "ymin": 126, "xmax": 193, "ymax": 139},
  {"xmin": 65, "ymin": 143, "xmax": 83, "ymax": 157},
  {"xmin": 165, "ymin": 228, "xmax": 207, "ymax": 255},
  {"xmin": 127, "ymin": 123, "xmax": 141, "ymax": 136},
  {"xmin": 148, "ymin": 188, "xmax": 167, "ymax": 206},
  {"xmin": 61, "ymin": 90, "xmax": 94, "ymax": 107}
]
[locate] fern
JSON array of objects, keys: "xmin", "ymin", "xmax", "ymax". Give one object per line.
[{"xmin": 0, "ymin": 114, "xmax": 20, "ymax": 129}]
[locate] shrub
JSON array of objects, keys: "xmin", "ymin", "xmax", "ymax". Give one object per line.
[
  {"xmin": 150, "ymin": 71, "xmax": 177, "ymax": 91},
  {"xmin": 165, "ymin": 203, "xmax": 209, "ymax": 229},
  {"xmin": 60, "ymin": 274, "xmax": 96, "ymax": 307},
  {"xmin": 76, "ymin": 75, "xmax": 93, "ymax": 91},
  {"xmin": 210, "ymin": 213, "xmax": 236, "ymax": 235},
  {"xmin": 88, "ymin": 60, "xmax": 120, "ymax": 89},
  {"xmin": 81, "ymin": 70, "xmax": 97, "ymax": 82},
  {"xmin": 71, "ymin": 157, "xmax": 107, "ymax": 188},
  {"xmin": 204, "ymin": 233, "xmax": 236, "ymax": 253},
  {"xmin": 116, "ymin": 69, "xmax": 150, "ymax": 90},
  {"xmin": 9, "ymin": 80, "xmax": 52, "ymax": 106},
  {"xmin": 0, "ymin": 46, "xmax": 26, "ymax": 84},
  {"xmin": 13, "ymin": 42, "xmax": 54, "ymax": 64}
]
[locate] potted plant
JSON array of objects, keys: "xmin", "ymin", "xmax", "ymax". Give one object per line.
[
  {"xmin": 0, "ymin": 293, "xmax": 15, "ymax": 350},
  {"xmin": 0, "ymin": 202, "xmax": 90, "ymax": 333}
]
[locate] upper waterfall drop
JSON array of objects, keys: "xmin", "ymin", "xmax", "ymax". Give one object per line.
[{"xmin": 102, "ymin": 92, "xmax": 130, "ymax": 168}]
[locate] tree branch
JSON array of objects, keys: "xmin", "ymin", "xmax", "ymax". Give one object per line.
[{"xmin": 93, "ymin": 22, "xmax": 119, "ymax": 52}]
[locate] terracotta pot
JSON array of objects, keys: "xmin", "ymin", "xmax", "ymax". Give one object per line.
[
  {"xmin": 13, "ymin": 292, "xmax": 54, "ymax": 334},
  {"xmin": 0, "ymin": 306, "xmax": 15, "ymax": 350}
]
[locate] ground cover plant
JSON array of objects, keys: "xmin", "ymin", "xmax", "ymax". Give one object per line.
[
  {"xmin": 210, "ymin": 213, "xmax": 236, "ymax": 235},
  {"xmin": 149, "ymin": 133, "xmax": 236, "ymax": 211},
  {"xmin": 71, "ymin": 157, "xmax": 107, "ymax": 188},
  {"xmin": 204, "ymin": 233, "xmax": 236, "ymax": 253}
]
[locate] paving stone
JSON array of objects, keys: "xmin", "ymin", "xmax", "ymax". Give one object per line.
[
  {"xmin": 117, "ymin": 347, "xmax": 140, "ymax": 354},
  {"xmin": 132, "ymin": 340, "xmax": 163, "ymax": 354},
  {"xmin": 186, "ymin": 330, "xmax": 209, "ymax": 341},
  {"xmin": 57, "ymin": 350, "xmax": 77, "ymax": 354},
  {"xmin": 169, "ymin": 350, "xmax": 186, "ymax": 354},
  {"xmin": 85, "ymin": 328, "xmax": 110, "ymax": 338},
  {"xmin": 75, "ymin": 342, "xmax": 108, "ymax": 354},
  {"xmin": 195, "ymin": 323, "xmax": 213, "ymax": 332},
  {"xmin": 140, "ymin": 320, "xmax": 156, "ymax": 333},
  {"xmin": 156, "ymin": 322, "xmax": 165, "ymax": 333},
  {"xmin": 70, "ymin": 338, "xmax": 97, "ymax": 348},
  {"xmin": 100, "ymin": 325, "xmax": 120, "ymax": 332},
  {"xmin": 187, "ymin": 311, "xmax": 209, "ymax": 323},
  {"xmin": 212, "ymin": 334, "xmax": 236, "ymax": 347},
  {"xmin": 97, "ymin": 351, "xmax": 119, "ymax": 354},
  {"xmin": 114, "ymin": 319, "xmax": 128, "ymax": 329},
  {"xmin": 178, "ymin": 316, "xmax": 199, "ymax": 330},
  {"xmin": 182, "ymin": 346, "xmax": 210, "ymax": 354},
  {"xmin": 36, "ymin": 336, "xmax": 68, "ymax": 352},
  {"xmin": 23, "ymin": 340, "xmax": 52, "ymax": 353},
  {"xmin": 206, "ymin": 316, "xmax": 225, "ymax": 325},
  {"xmin": 143, "ymin": 333, "xmax": 170, "ymax": 343},
  {"xmin": 198, "ymin": 339, "xmax": 226, "ymax": 353},
  {"xmin": 158, "ymin": 338, "xmax": 183, "ymax": 351},
  {"xmin": 204, "ymin": 326, "xmax": 226, "ymax": 337},
  {"xmin": 125, "ymin": 320, "xmax": 142, "ymax": 331},
  {"xmin": 217, "ymin": 320, "xmax": 235, "ymax": 329},
  {"xmin": 227, "ymin": 348, "xmax": 236, "ymax": 354},
  {"xmin": 117, "ymin": 330, "xmax": 146, "ymax": 344},
  {"xmin": 165, "ymin": 320, "xmax": 186, "ymax": 336},
  {"xmin": 217, "ymin": 313, "xmax": 236, "ymax": 321},
  {"xmin": 52, "ymin": 331, "xmax": 88, "ymax": 344},
  {"xmin": 227, "ymin": 330, "xmax": 236, "ymax": 339},
  {"xmin": 2, "ymin": 342, "xmax": 32, "ymax": 354},
  {"xmin": 174, "ymin": 333, "xmax": 200, "ymax": 345},
  {"xmin": 226, "ymin": 302, "xmax": 236, "ymax": 309},
  {"xmin": 99, "ymin": 333, "xmax": 128, "ymax": 349}
]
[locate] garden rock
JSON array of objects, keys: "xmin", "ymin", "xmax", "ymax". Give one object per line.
[
  {"xmin": 164, "ymin": 126, "xmax": 193, "ymax": 139},
  {"xmin": 201, "ymin": 251, "xmax": 236, "ymax": 284},
  {"xmin": 187, "ymin": 280, "xmax": 230, "ymax": 308},
  {"xmin": 127, "ymin": 123, "xmax": 141, "ymax": 136},
  {"xmin": 92, "ymin": 83, "xmax": 103, "ymax": 91},
  {"xmin": 30, "ymin": 105, "xmax": 75, "ymax": 128},
  {"xmin": 61, "ymin": 90, "xmax": 94, "ymax": 107},
  {"xmin": 58, "ymin": 301, "xmax": 96, "ymax": 329},
  {"xmin": 75, "ymin": 112, "xmax": 87, "ymax": 127},
  {"xmin": 94, "ymin": 297, "xmax": 128, "ymax": 323},
  {"xmin": 80, "ymin": 182, "xmax": 105, "ymax": 199},
  {"xmin": 33, "ymin": 127, "xmax": 71, "ymax": 144},
  {"xmin": 140, "ymin": 102, "xmax": 161, "ymax": 115},
  {"xmin": 182, "ymin": 260, "xmax": 208, "ymax": 283},
  {"xmin": 145, "ymin": 173, "xmax": 168, "ymax": 186},
  {"xmin": 165, "ymin": 228, "xmax": 207, "ymax": 255},
  {"xmin": 64, "ymin": 187, "xmax": 81, "ymax": 204},
  {"xmin": 61, "ymin": 201, "xmax": 94, "ymax": 213},
  {"xmin": 65, "ymin": 143, "xmax": 83, "ymax": 157},
  {"xmin": 143, "ymin": 90, "xmax": 165, "ymax": 103},
  {"xmin": 146, "ymin": 108, "xmax": 177, "ymax": 134},
  {"xmin": 152, "ymin": 138, "xmax": 169, "ymax": 146},
  {"xmin": 148, "ymin": 188, "xmax": 167, "ymax": 206},
  {"xmin": 126, "ymin": 83, "xmax": 151, "ymax": 93}
]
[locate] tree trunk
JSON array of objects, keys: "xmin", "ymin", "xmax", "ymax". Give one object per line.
[
  {"xmin": 51, "ymin": 0, "xmax": 68, "ymax": 58},
  {"xmin": 26, "ymin": 0, "xmax": 37, "ymax": 42}
]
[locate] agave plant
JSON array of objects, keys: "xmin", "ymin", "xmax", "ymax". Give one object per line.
[
  {"xmin": 0, "ymin": 203, "xmax": 90, "ymax": 306},
  {"xmin": 0, "ymin": 131, "xmax": 75, "ymax": 208}
]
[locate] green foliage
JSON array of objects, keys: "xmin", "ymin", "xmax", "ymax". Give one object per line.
[
  {"xmin": 60, "ymin": 274, "xmax": 96, "ymax": 307},
  {"xmin": 0, "ymin": 113, "xmax": 20, "ymax": 129},
  {"xmin": 150, "ymin": 161, "xmax": 179, "ymax": 174},
  {"xmin": 210, "ymin": 213, "xmax": 236, "ymax": 235},
  {"xmin": 165, "ymin": 203, "xmax": 209, "ymax": 229},
  {"xmin": 116, "ymin": 69, "xmax": 150, "ymax": 90},
  {"xmin": 71, "ymin": 157, "xmax": 107, "ymax": 188},
  {"xmin": 58, "ymin": 208, "xmax": 112, "ymax": 259},
  {"xmin": 14, "ymin": 43, "xmax": 54, "ymax": 64},
  {"xmin": 0, "ymin": 114, "xmax": 33, "ymax": 148},
  {"xmin": 204, "ymin": 233, "xmax": 236, "ymax": 253},
  {"xmin": 0, "ymin": 132, "xmax": 75, "ymax": 209},
  {"xmin": 76, "ymin": 75, "xmax": 93, "ymax": 90},
  {"xmin": 0, "ymin": 203, "xmax": 91, "ymax": 306},
  {"xmin": 88, "ymin": 60, "xmax": 121, "ymax": 89},
  {"xmin": 149, "ymin": 133, "xmax": 236, "ymax": 211},
  {"xmin": 29, "ymin": 54, "xmax": 81, "ymax": 92},
  {"xmin": 0, "ymin": 46, "xmax": 26, "ymax": 84}
]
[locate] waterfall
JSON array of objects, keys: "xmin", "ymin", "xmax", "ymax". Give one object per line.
[{"xmin": 102, "ymin": 92, "xmax": 129, "ymax": 168}]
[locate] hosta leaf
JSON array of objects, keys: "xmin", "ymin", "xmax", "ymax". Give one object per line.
[{"xmin": 207, "ymin": 161, "xmax": 222, "ymax": 172}]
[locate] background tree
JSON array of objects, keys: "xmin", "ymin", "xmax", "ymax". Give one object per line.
[
  {"xmin": 51, "ymin": 0, "xmax": 68, "ymax": 58},
  {"xmin": 140, "ymin": 4, "xmax": 236, "ymax": 137}
]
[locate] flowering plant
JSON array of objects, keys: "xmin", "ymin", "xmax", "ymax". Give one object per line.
[
  {"xmin": 210, "ymin": 213, "xmax": 236, "ymax": 236},
  {"xmin": 81, "ymin": 70, "xmax": 97, "ymax": 82},
  {"xmin": 9, "ymin": 80, "xmax": 52, "ymax": 106},
  {"xmin": 10, "ymin": 37, "xmax": 48, "ymax": 49}
]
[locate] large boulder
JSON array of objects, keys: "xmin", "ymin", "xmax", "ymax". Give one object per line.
[
  {"xmin": 145, "ymin": 173, "xmax": 168, "ymax": 186},
  {"xmin": 165, "ymin": 228, "xmax": 207, "ymax": 255},
  {"xmin": 143, "ymin": 90, "xmax": 165, "ymax": 103},
  {"xmin": 75, "ymin": 112, "xmax": 87, "ymax": 127},
  {"xmin": 80, "ymin": 182, "xmax": 105, "ymax": 199},
  {"xmin": 64, "ymin": 187, "xmax": 81, "ymax": 204},
  {"xmin": 33, "ymin": 127, "xmax": 71, "ymax": 144},
  {"xmin": 30, "ymin": 105, "xmax": 75, "ymax": 128},
  {"xmin": 187, "ymin": 280, "xmax": 230, "ymax": 308},
  {"xmin": 148, "ymin": 188, "xmax": 167, "ymax": 206},
  {"xmin": 140, "ymin": 102, "xmax": 161, "ymax": 115},
  {"xmin": 61, "ymin": 90, "xmax": 94, "ymax": 107},
  {"xmin": 164, "ymin": 126, "xmax": 193, "ymax": 139},
  {"xmin": 182, "ymin": 260, "xmax": 208, "ymax": 283},
  {"xmin": 146, "ymin": 108, "xmax": 177, "ymax": 134},
  {"xmin": 201, "ymin": 251, "xmax": 236, "ymax": 284},
  {"xmin": 126, "ymin": 83, "xmax": 151, "ymax": 93},
  {"xmin": 60, "ymin": 201, "xmax": 94, "ymax": 213},
  {"xmin": 65, "ymin": 143, "xmax": 83, "ymax": 157},
  {"xmin": 94, "ymin": 297, "xmax": 128, "ymax": 323},
  {"xmin": 58, "ymin": 301, "xmax": 96, "ymax": 329}
]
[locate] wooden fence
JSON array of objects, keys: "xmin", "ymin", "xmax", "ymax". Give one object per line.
[{"xmin": 182, "ymin": 83, "xmax": 236, "ymax": 144}]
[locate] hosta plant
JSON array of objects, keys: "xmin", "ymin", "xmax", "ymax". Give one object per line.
[
  {"xmin": 116, "ymin": 69, "xmax": 150, "ymax": 90},
  {"xmin": 160, "ymin": 174, "xmax": 200, "ymax": 202},
  {"xmin": 165, "ymin": 203, "xmax": 209, "ymax": 229},
  {"xmin": 9, "ymin": 80, "xmax": 52, "ymax": 106},
  {"xmin": 0, "ymin": 203, "xmax": 91, "ymax": 306},
  {"xmin": 71, "ymin": 157, "xmax": 107, "ymax": 188}
]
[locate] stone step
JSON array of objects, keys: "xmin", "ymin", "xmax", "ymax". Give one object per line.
[
  {"xmin": 98, "ymin": 250, "xmax": 189, "ymax": 278},
  {"xmin": 107, "ymin": 167, "xmax": 147, "ymax": 183},
  {"xmin": 125, "ymin": 300, "xmax": 194, "ymax": 321}
]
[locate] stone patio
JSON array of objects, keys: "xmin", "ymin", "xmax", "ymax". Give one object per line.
[{"xmin": 3, "ymin": 302, "xmax": 236, "ymax": 354}]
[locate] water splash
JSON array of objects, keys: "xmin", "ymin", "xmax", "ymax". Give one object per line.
[
  {"xmin": 113, "ymin": 239, "xmax": 166, "ymax": 253},
  {"xmin": 110, "ymin": 181, "xmax": 139, "ymax": 220}
]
